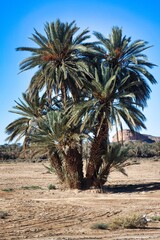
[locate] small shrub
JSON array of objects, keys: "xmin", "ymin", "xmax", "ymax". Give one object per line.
[
  {"xmin": 0, "ymin": 211, "xmax": 9, "ymax": 219},
  {"xmin": 91, "ymin": 223, "xmax": 108, "ymax": 230},
  {"xmin": 2, "ymin": 188, "xmax": 14, "ymax": 192},
  {"xmin": 21, "ymin": 185, "xmax": 42, "ymax": 190},
  {"xmin": 151, "ymin": 216, "xmax": 160, "ymax": 222},
  {"xmin": 109, "ymin": 214, "xmax": 148, "ymax": 230},
  {"xmin": 48, "ymin": 184, "xmax": 56, "ymax": 190}
]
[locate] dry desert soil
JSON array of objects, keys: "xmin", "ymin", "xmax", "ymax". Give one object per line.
[{"xmin": 0, "ymin": 159, "xmax": 160, "ymax": 240}]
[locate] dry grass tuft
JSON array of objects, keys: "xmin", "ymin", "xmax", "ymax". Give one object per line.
[{"xmin": 109, "ymin": 214, "xmax": 148, "ymax": 230}]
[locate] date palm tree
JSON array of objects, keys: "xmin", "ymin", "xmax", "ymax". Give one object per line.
[
  {"xmin": 16, "ymin": 19, "xmax": 92, "ymax": 104},
  {"xmin": 67, "ymin": 64, "xmax": 146, "ymax": 187},
  {"xmin": 93, "ymin": 26, "xmax": 157, "ymax": 107},
  {"xmin": 5, "ymin": 92, "xmax": 46, "ymax": 155},
  {"xmin": 29, "ymin": 110, "xmax": 85, "ymax": 188}
]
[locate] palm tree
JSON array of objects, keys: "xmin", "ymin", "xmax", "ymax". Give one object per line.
[
  {"xmin": 6, "ymin": 22, "xmax": 156, "ymax": 190},
  {"xmin": 16, "ymin": 19, "xmax": 92, "ymax": 104},
  {"xmin": 29, "ymin": 110, "xmax": 85, "ymax": 188},
  {"xmin": 93, "ymin": 26, "xmax": 157, "ymax": 107},
  {"xmin": 67, "ymin": 64, "xmax": 146, "ymax": 187},
  {"xmin": 29, "ymin": 110, "xmax": 66, "ymax": 183},
  {"xmin": 5, "ymin": 92, "xmax": 46, "ymax": 155}
]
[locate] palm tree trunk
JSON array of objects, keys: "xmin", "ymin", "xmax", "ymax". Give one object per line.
[
  {"xmin": 64, "ymin": 147, "xmax": 84, "ymax": 189},
  {"xmin": 49, "ymin": 151, "xmax": 64, "ymax": 183},
  {"xmin": 61, "ymin": 83, "xmax": 67, "ymax": 107},
  {"xmin": 86, "ymin": 116, "xmax": 109, "ymax": 187}
]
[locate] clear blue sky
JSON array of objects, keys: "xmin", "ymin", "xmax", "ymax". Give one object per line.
[{"xmin": 1, "ymin": 0, "xmax": 160, "ymax": 144}]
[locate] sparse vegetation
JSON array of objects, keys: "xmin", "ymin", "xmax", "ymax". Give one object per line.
[
  {"xmin": 91, "ymin": 214, "xmax": 148, "ymax": 231},
  {"xmin": 47, "ymin": 184, "xmax": 56, "ymax": 190},
  {"xmin": 0, "ymin": 211, "xmax": 9, "ymax": 219},
  {"xmin": 91, "ymin": 223, "xmax": 108, "ymax": 230},
  {"xmin": 126, "ymin": 141, "xmax": 160, "ymax": 158},
  {"xmin": 0, "ymin": 160, "xmax": 159, "ymax": 239},
  {"xmin": 108, "ymin": 214, "xmax": 148, "ymax": 230},
  {"xmin": 2, "ymin": 188, "xmax": 14, "ymax": 192},
  {"xmin": 0, "ymin": 144, "xmax": 22, "ymax": 160},
  {"xmin": 151, "ymin": 216, "xmax": 160, "ymax": 222},
  {"xmin": 21, "ymin": 185, "xmax": 42, "ymax": 190}
]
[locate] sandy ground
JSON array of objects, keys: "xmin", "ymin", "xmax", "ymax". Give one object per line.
[{"xmin": 0, "ymin": 159, "xmax": 160, "ymax": 240}]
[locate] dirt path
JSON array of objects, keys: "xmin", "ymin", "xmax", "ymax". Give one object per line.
[{"xmin": 0, "ymin": 159, "xmax": 160, "ymax": 240}]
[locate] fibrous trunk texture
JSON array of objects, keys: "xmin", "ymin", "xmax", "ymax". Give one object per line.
[
  {"xmin": 86, "ymin": 117, "xmax": 109, "ymax": 187},
  {"xmin": 64, "ymin": 147, "xmax": 84, "ymax": 189},
  {"xmin": 50, "ymin": 152, "xmax": 64, "ymax": 183}
]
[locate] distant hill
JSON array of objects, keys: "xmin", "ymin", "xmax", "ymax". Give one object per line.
[{"xmin": 112, "ymin": 129, "xmax": 160, "ymax": 143}]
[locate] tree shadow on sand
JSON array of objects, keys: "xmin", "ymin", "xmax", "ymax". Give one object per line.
[{"xmin": 103, "ymin": 182, "xmax": 160, "ymax": 193}]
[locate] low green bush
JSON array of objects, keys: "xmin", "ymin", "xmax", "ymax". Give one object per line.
[
  {"xmin": 48, "ymin": 184, "xmax": 56, "ymax": 190},
  {"xmin": 91, "ymin": 223, "xmax": 108, "ymax": 230}
]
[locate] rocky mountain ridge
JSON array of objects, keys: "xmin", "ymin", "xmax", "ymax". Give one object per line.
[{"xmin": 112, "ymin": 129, "xmax": 160, "ymax": 143}]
